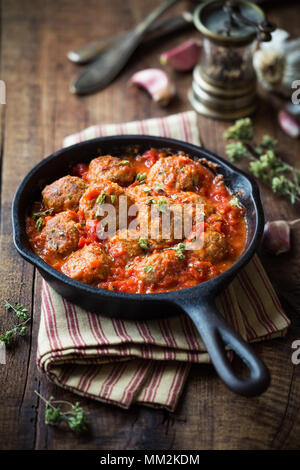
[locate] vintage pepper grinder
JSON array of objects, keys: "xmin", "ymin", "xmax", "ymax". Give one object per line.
[{"xmin": 189, "ymin": 0, "xmax": 276, "ymax": 120}]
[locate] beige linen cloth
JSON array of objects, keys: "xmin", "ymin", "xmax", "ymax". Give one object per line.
[{"xmin": 37, "ymin": 111, "xmax": 290, "ymax": 410}]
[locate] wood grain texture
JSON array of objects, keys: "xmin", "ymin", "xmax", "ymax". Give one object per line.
[{"xmin": 0, "ymin": 0, "xmax": 299, "ymax": 450}]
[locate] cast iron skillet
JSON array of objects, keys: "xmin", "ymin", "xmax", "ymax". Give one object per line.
[{"xmin": 12, "ymin": 135, "xmax": 270, "ymax": 397}]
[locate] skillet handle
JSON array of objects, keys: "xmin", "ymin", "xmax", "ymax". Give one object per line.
[{"xmin": 177, "ymin": 297, "xmax": 270, "ymax": 396}]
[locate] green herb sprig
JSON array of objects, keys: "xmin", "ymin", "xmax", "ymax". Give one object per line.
[
  {"xmin": 0, "ymin": 301, "xmax": 31, "ymax": 346},
  {"xmin": 224, "ymin": 118, "xmax": 300, "ymax": 204},
  {"xmin": 34, "ymin": 391, "xmax": 89, "ymax": 435}
]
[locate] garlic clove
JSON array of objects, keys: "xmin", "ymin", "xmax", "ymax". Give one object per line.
[
  {"xmin": 262, "ymin": 220, "xmax": 291, "ymax": 255},
  {"xmin": 160, "ymin": 39, "xmax": 202, "ymax": 72},
  {"xmin": 278, "ymin": 110, "xmax": 300, "ymax": 138},
  {"xmin": 130, "ymin": 68, "xmax": 176, "ymax": 106}
]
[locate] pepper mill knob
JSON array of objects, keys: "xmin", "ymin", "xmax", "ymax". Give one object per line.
[{"xmin": 224, "ymin": 0, "xmax": 276, "ymax": 42}]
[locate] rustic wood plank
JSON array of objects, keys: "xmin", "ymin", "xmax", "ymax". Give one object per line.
[
  {"xmin": 0, "ymin": 0, "xmax": 47, "ymax": 449},
  {"xmin": 0, "ymin": 0, "xmax": 299, "ymax": 450}
]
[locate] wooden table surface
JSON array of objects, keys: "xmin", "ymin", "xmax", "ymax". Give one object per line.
[{"xmin": 0, "ymin": 0, "xmax": 299, "ymax": 450}]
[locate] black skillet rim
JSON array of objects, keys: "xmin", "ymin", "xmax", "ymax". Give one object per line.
[{"xmin": 12, "ymin": 135, "xmax": 264, "ymax": 303}]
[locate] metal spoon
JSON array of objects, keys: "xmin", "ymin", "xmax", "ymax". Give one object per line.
[
  {"xmin": 70, "ymin": 0, "xmax": 181, "ymax": 95},
  {"xmin": 68, "ymin": 11, "xmax": 193, "ymax": 65}
]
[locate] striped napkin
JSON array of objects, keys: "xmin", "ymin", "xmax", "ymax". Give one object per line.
[{"xmin": 37, "ymin": 111, "xmax": 290, "ymax": 411}]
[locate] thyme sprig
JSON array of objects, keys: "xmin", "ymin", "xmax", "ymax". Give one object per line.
[
  {"xmin": 34, "ymin": 391, "xmax": 89, "ymax": 435},
  {"xmin": 224, "ymin": 118, "xmax": 300, "ymax": 204},
  {"xmin": 0, "ymin": 301, "xmax": 31, "ymax": 346}
]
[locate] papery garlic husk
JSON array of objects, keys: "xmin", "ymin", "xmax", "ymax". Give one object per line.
[
  {"xmin": 263, "ymin": 220, "xmax": 290, "ymax": 255},
  {"xmin": 160, "ymin": 39, "xmax": 202, "ymax": 72},
  {"xmin": 263, "ymin": 219, "xmax": 300, "ymax": 255},
  {"xmin": 253, "ymin": 29, "xmax": 300, "ymax": 97},
  {"xmin": 130, "ymin": 68, "xmax": 176, "ymax": 106},
  {"xmin": 278, "ymin": 110, "xmax": 300, "ymax": 138}
]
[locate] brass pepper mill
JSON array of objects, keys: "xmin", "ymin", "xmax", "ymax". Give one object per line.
[{"xmin": 188, "ymin": 0, "xmax": 276, "ymax": 120}]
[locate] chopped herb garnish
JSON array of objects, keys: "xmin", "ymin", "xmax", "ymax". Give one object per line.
[
  {"xmin": 67, "ymin": 195, "xmax": 73, "ymax": 200},
  {"xmin": 143, "ymin": 187, "xmax": 151, "ymax": 193},
  {"xmin": 125, "ymin": 261, "xmax": 133, "ymax": 270},
  {"xmin": 110, "ymin": 194, "xmax": 116, "ymax": 203},
  {"xmin": 96, "ymin": 190, "xmax": 106, "ymax": 205},
  {"xmin": 136, "ymin": 173, "xmax": 146, "ymax": 184},
  {"xmin": 35, "ymin": 217, "xmax": 43, "ymax": 231},
  {"xmin": 117, "ymin": 160, "xmax": 130, "ymax": 166},
  {"xmin": 52, "ymin": 242, "xmax": 58, "ymax": 250},
  {"xmin": 153, "ymin": 199, "xmax": 168, "ymax": 213},
  {"xmin": 32, "ymin": 208, "xmax": 53, "ymax": 220},
  {"xmin": 230, "ymin": 197, "xmax": 242, "ymax": 208},
  {"xmin": 138, "ymin": 237, "xmax": 149, "ymax": 250},
  {"xmin": 144, "ymin": 265, "xmax": 154, "ymax": 274},
  {"xmin": 175, "ymin": 242, "xmax": 186, "ymax": 260}
]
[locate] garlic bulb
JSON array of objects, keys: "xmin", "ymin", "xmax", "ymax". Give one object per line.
[{"xmin": 253, "ymin": 29, "xmax": 300, "ymax": 97}]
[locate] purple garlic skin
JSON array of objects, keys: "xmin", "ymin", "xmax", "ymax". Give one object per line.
[
  {"xmin": 130, "ymin": 68, "xmax": 176, "ymax": 106},
  {"xmin": 160, "ymin": 39, "xmax": 202, "ymax": 72},
  {"xmin": 263, "ymin": 220, "xmax": 291, "ymax": 255},
  {"xmin": 278, "ymin": 110, "xmax": 300, "ymax": 138}
]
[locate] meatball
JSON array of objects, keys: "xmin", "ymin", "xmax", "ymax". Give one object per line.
[
  {"xmin": 137, "ymin": 196, "xmax": 186, "ymax": 246},
  {"xmin": 42, "ymin": 211, "xmax": 81, "ymax": 258},
  {"xmin": 61, "ymin": 243, "xmax": 111, "ymax": 284},
  {"xmin": 126, "ymin": 184, "xmax": 154, "ymax": 202},
  {"xmin": 87, "ymin": 155, "xmax": 136, "ymax": 186},
  {"xmin": 174, "ymin": 192, "xmax": 215, "ymax": 218},
  {"xmin": 42, "ymin": 175, "xmax": 87, "ymax": 213},
  {"xmin": 187, "ymin": 227, "xmax": 227, "ymax": 263},
  {"xmin": 131, "ymin": 250, "xmax": 184, "ymax": 285},
  {"xmin": 79, "ymin": 181, "xmax": 135, "ymax": 234},
  {"xmin": 106, "ymin": 229, "xmax": 143, "ymax": 264},
  {"xmin": 147, "ymin": 155, "xmax": 209, "ymax": 192}
]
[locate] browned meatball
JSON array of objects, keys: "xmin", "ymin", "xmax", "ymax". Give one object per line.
[
  {"xmin": 61, "ymin": 243, "xmax": 111, "ymax": 284},
  {"xmin": 174, "ymin": 192, "xmax": 215, "ymax": 218},
  {"xmin": 42, "ymin": 211, "xmax": 81, "ymax": 258},
  {"xmin": 187, "ymin": 228, "xmax": 227, "ymax": 263},
  {"xmin": 126, "ymin": 184, "xmax": 154, "ymax": 202},
  {"xmin": 137, "ymin": 196, "xmax": 189, "ymax": 246},
  {"xmin": 79, "ymin": 181, "xmax": 135, "ymax": 234},
  {"xmin": 87, "ymin": 155, "xmax": 136, "ymax": 186},
  {"xmin": 42, "ymin": 175, "xmax": 87, "ymax": 213},
  {"xmin": 147, "ymin": 155, "xmax": 206, "ymax": 192},
  {"xmin": 106, "ymin": 229, "xmax": 143, "ymax": 264},
  {"xmin": 131, "ymin": 249, "xmax": 184, "ymax": 285}
]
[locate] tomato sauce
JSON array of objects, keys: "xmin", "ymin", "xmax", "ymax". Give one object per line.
[{"xmin": 26, "ymin": 149, "xmax": 247, "ymax": 294}]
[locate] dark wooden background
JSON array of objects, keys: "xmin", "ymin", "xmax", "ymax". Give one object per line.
[{"xmin": 0, "ymin": 0, "xmax": 299, "ymax": 450}]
